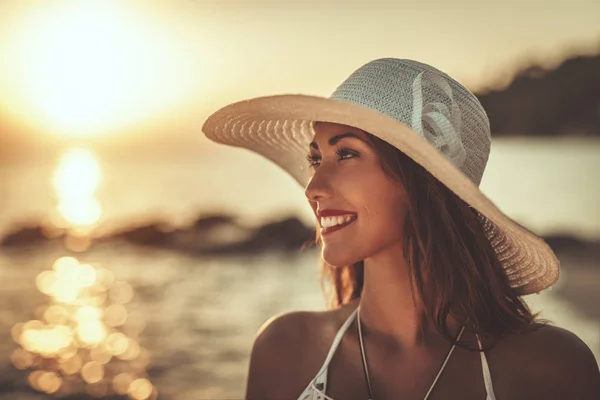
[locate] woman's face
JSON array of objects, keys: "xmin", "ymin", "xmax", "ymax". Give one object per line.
[{"xmin": 305, "ymin": 122, "xmax": 409, "ymax": 267}]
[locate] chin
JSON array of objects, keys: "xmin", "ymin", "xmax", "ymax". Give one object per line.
[{"xmin": 321, "ymin": 247, "xmax": 362, "ymax": 267}]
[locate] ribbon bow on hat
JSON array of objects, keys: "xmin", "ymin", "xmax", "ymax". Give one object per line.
[{"xmin": 411, "ymin": 71, "xmax": 467, "ymax": 168}]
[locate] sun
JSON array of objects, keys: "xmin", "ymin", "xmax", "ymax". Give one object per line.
[{"xmin": 2, "ymin": 2, "xmax": 196, "ymax": 138}]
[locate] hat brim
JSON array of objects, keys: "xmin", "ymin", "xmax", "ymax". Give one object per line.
[{"xmin": 202, "ymin": 94, "xmax": 559, "ymax": 295}]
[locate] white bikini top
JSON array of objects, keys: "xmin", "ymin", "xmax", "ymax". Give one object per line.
[{"xmin": 298, "ymin": 309, "xmax": 497, "ymax": 400}]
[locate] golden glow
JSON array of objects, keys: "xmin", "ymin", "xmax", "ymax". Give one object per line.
[
  {"xmin": 113, "ymin": 373, "xmax": 134, "ymax": 395},
  {"xmin": 11, "ymin": 348, "xmax": 35, "ymax": 370},
  {"xmin": 77, "ymin": 321, "xmax": 107, "ymax": 346},
  {"xmin": 75, "ymin": 306, "xmax": 103, "ymax": 323},
  {"xmin": 90, "ymin": 345, "xmax": 112, "ymax": 365},
  {"xmin": 77, "ymin": 264, "xmax": 98, "ymax": 287},
  {"xmin": 53, "ymin": 148, "xmax": 102, "ymax": 228},
  {"xmin": 109, "ymin": 281, "xmax": 134, "ymax": 304},
  {"xmin": 105, "ymin": 304, "xmax": 128, "ymax": 327},
  {"xmin": 58, "ymin": 354, "xmax": 82, "ymax": 375},
  {"xmin": 3, "ymin": 2, "xmax": 195, "ymax": 137},
  {"xmin": 57, "ymin": 345, "xmax": 78, "ymax": 361},
  {"xmin": 28, "ymin": 370, "xmax": 45, "ymax": 392},
  {"xmin": 44, "ymin": 305, "xmax": 69, "ymax": 325},
  {"xmin": 65, "ymin": 234, "xmax": 94, "ymax": 252},
  {"xmin": 53, "ymin": 256, "xmax": 79, "ymax": 273},
  {"xmin": 118, "ymin": 339, "xmax": 140, "ymax": 361},
  {"xmin": 95, "ymin": 268, "xmax": 115, "ymax": 291},
  {"xmin": 128, "ymin": 378, "xmax": 153, "ymax": 400},
  {"xmin": 43, "ymin": 257, "xmax": 100, "ymax": 304},
  {"xmin": 106, "ymin": 332, "xmax": 129, "ymax": 356},
  {"xmin": 81, "ymin": 361, "xmax": 104, "ymax": 384},
  {"xmin": 22, "ymin": 320, "xmax": 44, "ymax": 332},
  {"xmin": 38, "ymin": 371, "xmax": 62, "ymax": 394},
  {"xmin": 11, "ymin": 323, "xmax": 23, "ymax": 343},
  {"xmin": 12, "ymin": 255, "xmax": 152, "ymax": 396},
  {"xmin": 36, "ymin": 271, "xmax": 57, "ymax": 295},
  {"xmin": 20, "ymin": 325, "xmax": 73, "ymax": 357}
]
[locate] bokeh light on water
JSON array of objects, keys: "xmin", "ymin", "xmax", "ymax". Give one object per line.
[{"xmin": 11, "ymin": 256, "xmax": 157, "ymax": 399}]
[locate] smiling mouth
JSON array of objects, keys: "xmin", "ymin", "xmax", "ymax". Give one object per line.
[{"xmin": 321, "ymin": 215, "xmax": 358, "ymax": 236}]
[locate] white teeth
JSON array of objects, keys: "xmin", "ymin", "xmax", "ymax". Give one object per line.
[{"xmin": 320, "ymin": 215, "xmax": 356, "ymax": 229}]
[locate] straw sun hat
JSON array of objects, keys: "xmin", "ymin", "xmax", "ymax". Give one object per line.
[{"xmin": 201, "ymin": 58, "xmax": 559, "ymax": 295}]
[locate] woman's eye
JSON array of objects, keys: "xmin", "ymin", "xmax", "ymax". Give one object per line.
[
  {"xmin": 306, "ymin": 155, "xmax": 321, "ymax": 168},
  {"xmin": 336, "ymin": 148, "xmax": 359, "ymax": 160},
  {"xmin": 306, "ymin": 148, "xmax": 358, "ymax": 168}
]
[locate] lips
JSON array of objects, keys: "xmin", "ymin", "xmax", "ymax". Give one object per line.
[{"xmin": 317, "ymin": 209, "xmax": 357, "ymax": 218}]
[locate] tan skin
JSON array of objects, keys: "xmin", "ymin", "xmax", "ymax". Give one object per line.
[{"xmin": 246, "ymin": 122, "xmax": 600, "ymax": 400}]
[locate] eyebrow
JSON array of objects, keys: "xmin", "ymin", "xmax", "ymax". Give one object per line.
[{"xmin": 309, "ymin": 132, "xmax": 364, "ymax": 150}]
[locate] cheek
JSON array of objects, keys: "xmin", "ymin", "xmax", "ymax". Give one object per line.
[
  {"xmin": 357, "ymin": 170, "xmax": 409, "ymax": 257},
  {"xmin": 320, "ymin": 174, "xmax": 408, "ymax": 266},
  {"xmin": 360, "ymin": 167, "xmax": 408, "ymax": 222},
  {"xmin": 362, "ymin": 186, "xmax": 407, "ymax": 243}
]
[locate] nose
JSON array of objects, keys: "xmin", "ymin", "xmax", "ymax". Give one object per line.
[{"xmin": 304, "ymin": 168, "xmax": 333, "ymax": 203}]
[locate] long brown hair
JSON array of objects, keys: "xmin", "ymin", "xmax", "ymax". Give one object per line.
[{"xmin": 317, "ymin": 132, "xmax": 544, "ymax": 349}]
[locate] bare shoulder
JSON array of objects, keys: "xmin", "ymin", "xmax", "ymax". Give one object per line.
[
  {"xmin": 245, "ymin": 302, "xmax": 357, "ymax": 400},
  {"xmin": 491, "ymin": 323, "xmax": 600, "ymax": 399}
]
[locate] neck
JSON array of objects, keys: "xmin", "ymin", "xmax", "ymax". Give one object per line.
[{"xmin": 358, "ymin": 243, "xmax": 462, "ymax": 349}]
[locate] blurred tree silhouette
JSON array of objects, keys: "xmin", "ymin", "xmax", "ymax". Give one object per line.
[{"xmin": 476, "ymin": 51, "xmax": 600, "ymax": 136}]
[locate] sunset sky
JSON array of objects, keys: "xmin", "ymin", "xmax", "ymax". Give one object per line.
[{"xmin": 0, "ymin": 0, "xmax": 599, "ymax": 148}]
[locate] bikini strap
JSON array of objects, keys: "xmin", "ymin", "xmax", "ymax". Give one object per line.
[
  {"xmin": 422, "ymin": 324, "xmax": 466, "ymax": 399},
  {"xmin": 476, "ymin": 334, "xmax": 497, "ymax": 400},
  {"xmin": 313, "ymin": 308, "xmax": 358, "ymax": 389}
]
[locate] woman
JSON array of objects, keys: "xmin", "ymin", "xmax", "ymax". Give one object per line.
[{"xmin": 202, "ymin": 59, "xmax": 599, "ymax": 399}]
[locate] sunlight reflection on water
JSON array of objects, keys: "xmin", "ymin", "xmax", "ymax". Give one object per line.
[
  {"xmin": 10, "ymin": 254, "xmax": 157, "ymax": 398},
  {"xmin": 52, "ymin": 148, "xmax": 103, "ymax": 231}
]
